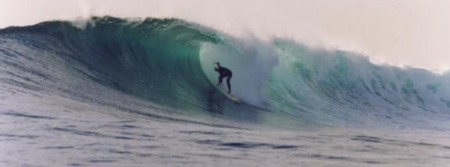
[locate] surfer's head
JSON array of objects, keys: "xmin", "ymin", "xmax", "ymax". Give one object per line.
[{"xmin": 214, "ymin": 62, "xmax": 220, "ymax": 66}]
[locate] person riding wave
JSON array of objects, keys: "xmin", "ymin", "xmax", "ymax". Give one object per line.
[{"xmin": 214, "ymin": 62, "xmax": 232, "ymax": 94}]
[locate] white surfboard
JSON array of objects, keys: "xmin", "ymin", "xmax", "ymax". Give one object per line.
[{"xmin": 217, "ymin": 85, "xmax": 240, "ymax": 104}]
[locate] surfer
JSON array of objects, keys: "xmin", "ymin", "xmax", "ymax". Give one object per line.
[{"xmin": 214, "ymin": 62, "xmax": 232, "ymax": 94}]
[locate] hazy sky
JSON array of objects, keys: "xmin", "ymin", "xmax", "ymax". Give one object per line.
[{"xmin": 1, "ymin": 0, "xmax": 450, "ymax": 72}]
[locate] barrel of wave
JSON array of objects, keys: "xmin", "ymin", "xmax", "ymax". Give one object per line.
[{"xmin": 199, "ymin": 37, "xmax": 278, "ymax": 107}]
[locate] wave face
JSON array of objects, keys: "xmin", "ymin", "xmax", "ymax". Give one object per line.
[
  {"xmin": 1, "ymin": 16, "xmax": 450, "ymax": 128},
  {"xmin": 269, "ymin": 40, "xmax": 450, "ymax": 127}
]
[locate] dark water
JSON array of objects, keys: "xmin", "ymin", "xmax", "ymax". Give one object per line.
[{"xmin": 1, "ymin": 16, "xmax": 450, "ymax": 166}]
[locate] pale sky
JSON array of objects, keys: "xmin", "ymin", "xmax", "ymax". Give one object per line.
[{"xmin": 1, "ymin": 0, "xmax": 450, "ymax": 72}]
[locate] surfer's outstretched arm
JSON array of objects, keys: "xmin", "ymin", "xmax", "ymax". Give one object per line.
[{"xmin": 217, "ymin": 76, "xmax": 223, "ymax": 86}]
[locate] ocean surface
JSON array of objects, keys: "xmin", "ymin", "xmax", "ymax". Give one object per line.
[{"xmin": 1, "ymin": 16, "xmax": 450, "ymax": 167}]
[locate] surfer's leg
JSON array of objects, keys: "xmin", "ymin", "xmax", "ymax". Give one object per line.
[{"xmin": 226, "ymin": 77, "xmax": 231, "ymax": 93}]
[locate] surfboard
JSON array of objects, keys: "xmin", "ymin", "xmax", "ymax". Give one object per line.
[{"xmin": 217, "ymin": 85, "xmax": 240, "ymax": 104}]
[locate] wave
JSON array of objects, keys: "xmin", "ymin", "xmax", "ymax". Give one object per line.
[
  {"xmin": 1, "ymin": 16, "xmax": 449, "ymax": 128},
  {"xmin": 269, "ymin": 40, "xmax": 450, "ymax": 126}
]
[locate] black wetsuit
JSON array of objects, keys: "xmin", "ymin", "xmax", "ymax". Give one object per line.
[{"xmin": 215, "ymin": 65, "xmax": 232, "ymax": 94}]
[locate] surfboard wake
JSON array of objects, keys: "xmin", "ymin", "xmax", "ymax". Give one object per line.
[{"xmin": 217, "ymin": 84, "xmax": 240, "ymax": 104}]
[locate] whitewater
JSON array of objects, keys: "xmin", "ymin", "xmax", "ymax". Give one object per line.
[{"xmin": 1, "ymin": 16, "xmax": 450, "ymax": 167}]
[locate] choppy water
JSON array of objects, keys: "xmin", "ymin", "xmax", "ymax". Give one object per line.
[
  {"xmin": 1, "ymin": 16, "xmax": 450, "ymax": 166},
  {"xmin": 2, "ymin": 92, "xmax": 450, "ymax": 167}
]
